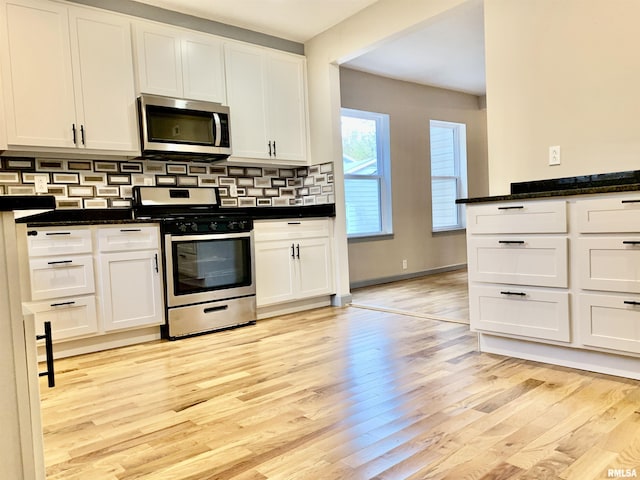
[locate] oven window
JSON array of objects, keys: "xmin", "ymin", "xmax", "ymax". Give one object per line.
[{"xmin": 172, "ymin": 237, "xmax": 252, "ymax": 295}]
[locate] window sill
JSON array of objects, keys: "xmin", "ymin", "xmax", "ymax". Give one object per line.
[
  {"xmin": 432, "ymin": 227, "xmax": 466, "ymax": 235},
  {"xmin": 348, "ymin": 233, "xmax": 394, "ymax": 243}
]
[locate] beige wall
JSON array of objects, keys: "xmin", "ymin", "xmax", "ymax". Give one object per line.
[
  {"xmin": 485, "ymin": 0, "xmax": 640, "ymax": 195},
  {"xmin": 304, "ymin": 0, "xmax": 474, "ymax": 300},
  {"xmin": 340, "ymin": 68, "xmax": 488, "ymax": 285}
]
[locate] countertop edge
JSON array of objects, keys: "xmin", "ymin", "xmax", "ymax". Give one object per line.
[{"xmin": 456, "ymin": 183, "xmax": 640, "ymax": 204}]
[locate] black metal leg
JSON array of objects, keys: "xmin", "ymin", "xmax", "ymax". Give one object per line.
[{"xmin": 36, "ymin": 321, "xmax": 55, "ymax": 388}]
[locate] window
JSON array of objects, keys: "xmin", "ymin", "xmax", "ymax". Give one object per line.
[
  {"xmin": 430, "ymin": 120, "xmax": 467, "ymax": 231},
  {"xmin": 341, "ymin": 108, "xmax": 392, "ymax": 237}
]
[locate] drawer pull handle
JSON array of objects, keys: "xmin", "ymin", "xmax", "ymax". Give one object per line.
[
  {"xmin": 287, "ymin": 222, "xmax": 301, "ymax": 225},
  {"xmin": 500, "ymin": 291, "xmax": 527, "ymax": 297},
  {"xmin": 50, "ymin": 301, "xmax": 75, "ymax": 307},
  {"xmin": 203, "ymin": 305, "xmax": 229, "ymax": 314},
  {"xmin": 47, "ymin": 260, "xmax": 72, "ymax": 265},
  {"xmin": 621, "ymin": 200, "xmax": 640, "ymax": 204},
  {"xmin": 498, "ymin": 206, "xmax": 524, "ymax": 210},
  {"xmin": 499, "ymin": 240, "xmax": 525, "ymax": 245},
  {"xmin": 622, "ymin": 241, "xmax": 640, "ymax": 246},
  {"xmin": 46, "ymin": 232, "xmax": 71, "ymax": 236},
  {"xmin": 624, "ymin": 301, "xmax": 640, "ymax": 306},
  {"xmin": 27, "ymin": 230, "xmax": 38, "ymax": 236},
  {"xmin": 120, "ymin": 229, "xmax": 141, "ymax": 232}
]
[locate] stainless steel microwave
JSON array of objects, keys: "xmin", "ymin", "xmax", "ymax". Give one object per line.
[{"xmin": 138, "ymin": 94, "xmax": 232, "ymax": 161}]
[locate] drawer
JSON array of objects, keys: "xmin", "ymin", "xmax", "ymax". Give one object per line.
[
  {"xmin": 27, "ymin": 227, "xmax": 92, "ymax": 256},
  {"xmin": 578, "ymin": 237, "xmax": 640, "ymax": 293},
  {"xmin": 469, "ymin": 284, "xmax": 570, "ymax": 342},
  {"xmin": 27, "ymin": 295, "xmax": 98, "ymax": 341},
  {"xmin": 576, "ymin": 196, "xmax": 640, "ymax": 233},
  {"xmin": 29, "ymin": 254, "xmax": 95, "ymax": 300},
  {"xmin": 466, "ymin": 200, "xmax": 567, "ymax": 234},
  {"xmin": 98, "ymin": 225, "xmax": 159, "ymax": 252},
  {"xmin": 254, "ymin": 218, "xmax": 330, "ymax": 241},
  {"xmin": 579, "ymin": 293, "xmax": 640, "ymax": 354},
  {"xmin": 468, "ymin": 236, "xmax": 568, "ymax": 287}
]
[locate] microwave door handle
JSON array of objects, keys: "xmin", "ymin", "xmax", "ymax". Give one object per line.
[{"xmin": 213, "ymin": 113, "xmax": 222, "ymax": 147}]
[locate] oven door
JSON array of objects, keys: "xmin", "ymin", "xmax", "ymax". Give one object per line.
[{"xmin": 164, "ymin": 231, "xmax": 255, "ymax": 308}]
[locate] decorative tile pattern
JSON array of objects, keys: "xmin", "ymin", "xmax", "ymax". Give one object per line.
[{"xmin": 0, "ymin": 157, "xmax": 335, "ymax": 209}]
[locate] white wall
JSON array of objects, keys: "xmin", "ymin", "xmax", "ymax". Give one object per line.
[{"xmin": 485, "ymin": 0, "xmax": 640, "ymax": 195}]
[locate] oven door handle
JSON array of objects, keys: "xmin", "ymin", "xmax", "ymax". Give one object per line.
[{"xmin": 204, "ymin": 304, "xmax": 229, "ymax": 314}]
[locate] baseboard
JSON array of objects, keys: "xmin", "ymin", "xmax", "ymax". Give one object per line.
[{"xmin": 350, "ymin": 263, "xmax": 467, "ymax": 290}]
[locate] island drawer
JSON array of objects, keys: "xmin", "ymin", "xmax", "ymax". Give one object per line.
[
  {"xmin": 578, "ymin": 237, "xmax": 640, "ymax": 293},
  {"xmin": 576, "ymin": 197, "xmax": 640, "ymax": 233},
  {"xmin": 579, "ymin": 293, "xmax": 640, "ymax": 354},
  {"xmin": 468, "ymin": 236, "xmax": 568, "ymax": 288},
  {"xmin": 469, "ymin": 284, "xmax": 570, "ymax": 342},
  {"xmin": 466, "ymin": 200, "xmax": 567, "ymax": 234}
]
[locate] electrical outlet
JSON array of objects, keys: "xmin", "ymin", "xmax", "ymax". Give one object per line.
[
  {"xmin": 34, "ymin": 174, "xmax": 49, "ymax": 193},
  {"xmin": 402, "ymin": 259, "xmax": 408, "ymax": 270},
  {"xmin": 549, "ymin": 145, "xmax": 561, "ymax": 166}
]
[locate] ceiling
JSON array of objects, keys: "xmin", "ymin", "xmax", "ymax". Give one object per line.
[{"xmin": 134, "ymin": 0, "xmax": 486, "ymax": 96}]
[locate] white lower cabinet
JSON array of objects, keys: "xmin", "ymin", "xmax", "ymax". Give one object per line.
[
  {"xmin": 466, "ymin": 193, "xmax": 640, "ymax": 379},
  {"xmin": 254, "ymin": 219, "xmax": 334, "ymax": 308},
  {"xmin": 578, "ymin": 237, "xmax": 640, "ymax": 293},
  {"xmin": 27, "ymin": 295, "xmax": 97, "ymax": 341},
  {"xmin": 24, "ymin": 224, "xmax": 163, "ymax": 356},
  {"xmin": 470, "ymin": 284, "xmax": 570, "ymax": 342},
  {"xmin": 579, "ymin": 293, "xmax": 640, "ymax": 354},
  {"xmin": 98, "ymin": 249, "xmax": 163, "ymax": 331}
]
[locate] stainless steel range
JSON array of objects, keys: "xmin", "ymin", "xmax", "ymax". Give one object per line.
[{"xmin": 133, "ymin": 186, "xmax": 255, "ymax": 339}]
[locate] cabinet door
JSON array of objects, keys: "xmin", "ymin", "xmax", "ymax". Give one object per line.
[
  {"xmin": 134, "ymin": 21, "xmax": 183, "ymax": 97},
  {"xmin": 69, "ymin": 7, "xmax": 138, "ymax": 152},
  {"xmin": 1, "ymin": 0, "xmax": 76, "ymax": 147},
  {"xmin": 296, "ymin": 237, "xmax": 334, "ymax": 298},
  {"xmin": 266, "ymin": 52, "xmax": 307, "ymax": 162},
  {"xmin": 99, "ymin": 250, "xmax": 163, "ymax": 331},
  {"xmin": 255, "ymin": 240, "xmax": 296, "ymax": 306},
  {"xmin": 224, "ymin": 42, "xmax": 269, "ymax": 159},
  {"xmin": 182, "ymin": 32, "xmax": 225, "ymax": 103}
]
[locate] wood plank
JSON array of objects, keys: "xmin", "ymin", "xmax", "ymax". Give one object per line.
[{"xmin": 39, "ymin": 302, "xmax": 640, "ymax": 479}]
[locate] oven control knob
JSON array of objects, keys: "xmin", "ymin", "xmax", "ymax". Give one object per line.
[
  {"xmin": 177, "ymin": 223, "xmax": 188, "ymax": 233},
  {"xmin": 190, "ymin": 222, "xmax": 198, "ymax": 232},
  {"xmin": 228, "ymin": 221, "xmax": 237, "ymax": 230},
  {"xmin": 209, "ymin": 222, "xmax": 218, "ymax": 231}
]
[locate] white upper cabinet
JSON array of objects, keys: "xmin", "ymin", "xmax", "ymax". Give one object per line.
[
  {"xmin": 133, "ymin": 21, "xmax": 226, "ymax": 103},
  {"xmin": 225, "ymin": 41, "xmax": 308, "ymax": 164},
  {"xmin": 0, "ymin": 0, "xmax": 139, "ymax": 154}
]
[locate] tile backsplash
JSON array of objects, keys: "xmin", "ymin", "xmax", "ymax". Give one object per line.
[{"xmin": 0, "ymin": 157, "xmax": 335, "ymax": 209}]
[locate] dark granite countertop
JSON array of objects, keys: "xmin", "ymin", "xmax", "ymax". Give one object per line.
[
  {"xmin": 0, "ymin": 195, "xmax": 56, "ymax": 212},
  {"xmin": 457, "ymin": 170, "xmax": 640, "ymax": 204},
  {"xmin": 19, "ymin": 204, "xmax": 336, "ymax": 226}
]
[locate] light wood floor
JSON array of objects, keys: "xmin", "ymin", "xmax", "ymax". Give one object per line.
[
  {"xmin": 40, "ymin": 301, "xmax": 640, "ymax": 479},
  {"xmin": 351, "ymin": 269, "xmax": 469, "ymax": 323}
]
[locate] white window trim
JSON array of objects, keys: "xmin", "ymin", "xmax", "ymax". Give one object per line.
[
  {"xmin": 342, "ymin": 108, "xmax": 392, "ymax": 238},
  {"xmin": 430, "ymin": 120, "xmax": 468, "ymax": 232}
]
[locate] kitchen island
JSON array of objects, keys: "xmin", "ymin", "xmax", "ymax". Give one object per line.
[
  {"xmin": 0, "ymin": 195, "xmax": 55, "ymax": 480},
  {"xmin": 458, "ymin": 170, "xmax": 640, "ymax": 380}
]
